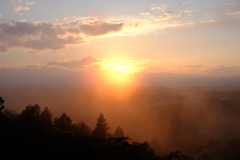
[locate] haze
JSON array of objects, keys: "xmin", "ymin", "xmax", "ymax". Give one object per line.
[{"xmin": 1, "ymin": 0, "xmax": 240, "ymax": 159}]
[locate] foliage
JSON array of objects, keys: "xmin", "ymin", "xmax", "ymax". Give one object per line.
[
  {"xmin": 71, "ymin": 121, "xmax": 91, "ymax": 137},
  {"xmin": 192, "ymin": 137, "xmax": 240, "ymax": 160},
  {"xmin": 54, "ymin": 112, "xmax": 72, "ymax": 131},
  {"xmin": 3, "ymin": 108, "xmax": 18, "ymax": 123},
  {"xmin": 0, "ymin": 96, "xmax": 5, "ymax": 112},
  {"xmin": 113, "ymin": 125, "xmax": 125, "ymax": 138},
  {"xmin": 92, "ymin": 113, "xmax": 110, "ymax": 139},
  {"xmin": 19, "ymin": 104, "xmax": 41, "ymax": 128},
  {"xmin": 0, "ymin": 97, "xmax": 7, "ymax": 127},
  {"xmin": 39, "ymin": 107, "xmax": 53, "ymax": 127},
  {"xmin": 0, "ymin": 100, "xmax": 190, "ymax": 160}
]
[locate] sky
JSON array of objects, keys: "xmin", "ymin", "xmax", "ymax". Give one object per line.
[{"xmin": 0, "ymin": 0, "xmax": 240, "ymax": 87}]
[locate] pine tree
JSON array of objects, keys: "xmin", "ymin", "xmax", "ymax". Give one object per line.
[
  {"xmin": 54, "ymin": 112, "xmax": 72, "ymax": 131},
  {"xmin": 39, "ymin": 107, "xmax": 53, "ymax": 127},
  {"xmin": 92, "ymin": 113, "xmax": 109, "ymax": 139},
  {"xmin": 113, "ymin": 126, "xmax": 124, "ymax": 138}
]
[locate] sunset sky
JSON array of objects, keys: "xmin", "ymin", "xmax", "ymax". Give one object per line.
[{"xmin": 0, "ymin": 0, "xmax": 240, "ymax": 87}]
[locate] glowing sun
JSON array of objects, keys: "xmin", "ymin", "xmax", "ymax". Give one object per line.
[{"xmin": 97, "ymin": 59, "xmax": 142, "ymax": 87}]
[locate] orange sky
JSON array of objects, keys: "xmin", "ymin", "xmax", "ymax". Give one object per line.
[{"xmin": 0, "ymin": 0, "xmax": 240, "ymax": 87}]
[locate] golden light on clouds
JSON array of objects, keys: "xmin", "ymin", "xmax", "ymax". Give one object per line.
[
  {"xmin": 14, "ymin": 6, "xmax": 30, "ymax": 12},
  {"xmin": 100, "ymin": 58, "xmax": 148, "ymax": 73}
]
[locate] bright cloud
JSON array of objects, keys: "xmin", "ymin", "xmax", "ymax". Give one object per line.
[
  {"xmin": 151, "ymin": 7, "xmax": 162, "ymax": 10},
  {"xmin": 140, "ymin": 12, "xmax": 150, "ymax": 15},
  {"xmin": 26, "ymin": 2, "xmax": 35, "ymax": 5},
  {"xmin": 226, "ymin": 1, "xmax": 240, "ymax": 6},
  {"xmin": 45, "ymin": 57, "xmax": 161, "ymax": 73},
  {"xmin": 161, "ymin": 21, "xmax": 194, "ymax": 28},
  {"xmin": 209, "ymin": 19, "xmax": 220, "ymax": 22},
  {"xmin": 184, "ymin": 10, "xmax": 193, "ymax": 13},
  {"xmin": 227, "ymin": 11, "xmax": 240, "ymax": 15},
  {"xmin": 154, "ymin": 15, "xmax": 182, "ymax": 21},
  {"xmin": 14, "ymin": 6, "xmax": 30, "ymax": 12}
]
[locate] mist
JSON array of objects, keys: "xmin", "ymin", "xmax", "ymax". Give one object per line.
[
  {"xmin": 2, "ymin": 84, "xmax": 240, "ymax": 157},
  {"xmin": 1, "ymin": 67, "xmax": 240, "ymax": 87}
]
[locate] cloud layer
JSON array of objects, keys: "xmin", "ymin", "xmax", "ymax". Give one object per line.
[
  {"xmin": 0, "ymin": 19, "xmax": 133, "ymax": 53},
  {"xmin": 47, "ymin": 57, "xmax": 99, "ymax": 69}
]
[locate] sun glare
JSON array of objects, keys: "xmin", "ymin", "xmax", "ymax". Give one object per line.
[
  {"xmin": 114, "ymin": 66, "xmax": 128, "ymax": 72},
  {"xmin": 96, "ymin": 59, "xmax": 143, "ymax": 89}
]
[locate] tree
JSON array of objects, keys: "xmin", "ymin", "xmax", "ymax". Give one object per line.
[
  {"xmin": 0, "ymin": 97, "xmax": 8, "ymax": 127},
  {"xmin": 39, "ymin": 107, "xmax": 53, "ymax": 127},
  {"xmin": 19, "ymin": 104, "xmax": 41, "ymax": 128},
  {"xmin": 113, "ymin": 126, "xmax": 124, "ymax": 138},
  {"xmin": 3, "ymin": 108, "xmax": 18, "ymax": 124},
  {"xmin": 92, "ymin": 113, "xmax": 109, "ymax": 139},
  {"xmin": 0, "ymin": 97, "xmax": 5, "ymax": 112},
  {"xmin": 71, "ymin": 122, "xmax": 91, "ymax": 137},
  {"xmin": 54, "ymin": 112, "xmax": 72, "ymax": 131}
]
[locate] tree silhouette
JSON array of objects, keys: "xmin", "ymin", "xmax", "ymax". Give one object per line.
[
  {"xmin": 19, "ymin": 104, "xmax": 41, "ymax": 128},
  {"xmin": 54, "ymin": 112, "xmax": 72, "ymax": 131},
  {"xmin": 3, "ymin": 108, "xmax": 18, "ymax": 124},
  {"xmin": 0, "ymin": 97, "xmax": 5, "ymax": 112},
  {"xmin": 92, "ymin": 113, "xmax": 109, "ymax": 139},
  {"xmin": 113, "ymin": 126, "xmax": 124, "ymax": 138},
  {"xmin": 39, "ymin": 107, "xmax": 53, "ymax": 127},
  {"xmin": 72, "ymin": 122, "xmax": 91, "ymax": 137},
  {"xmin": 0, "ymin": 97, "xmax": 8, "ymax": 127}
]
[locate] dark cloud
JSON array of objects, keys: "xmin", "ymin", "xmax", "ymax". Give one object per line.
[
  {"xmin": 0, "ymin": 19, "xmax": 128, "ymax": 53},
  {"xmin": 80, "ymin": 21, "xmax": 124, "ymax": 36},
  {"xmin": 47, "ymin": 56, "xmax": 99, "ymax": 69},
  {"xmin": 23, "ymin": 36, "xmax": 83, "ymax": 51},
  {"xmin": 0, "ymin": 22, "xmax": 40, "ymax": 37}
]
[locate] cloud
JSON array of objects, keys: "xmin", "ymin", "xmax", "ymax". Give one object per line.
[
  {"xmin": 14, "ymin": 6, "xmax": 30, "ymax": 12},
  {"xmin": 140, "ymin": 12, "xmax": 150, "ymax": 15},
  {"xmin": 165, "ymin": 11, "xmax": 182, "ymax": 15},
  {"xmin": 58, "ymin": 52, "xmax": 65, "ymax": 57},
  {"xmin": 227, "ymin": 11, "xmax": 240, "ymax": 15},
  {"xmin": 0, "ymin": 19, "xmax": 138, "ymax": 53},
  {"xmin": 161, "ymin": 21, "xmax": 194, "ymax": 28},
  {"xmin": 184, "ymin": 10, "xmax": 193, "ymax": 13},
  {"xmin": 22, "ymin": 36, "xmax": 83, "ymax": 51},
  {"xmin": 46, "ymin": 57, "xmax": 99, "ymax": 69},
  {"xmin": 79, "ymin": 21, "xmax": 124, "ymax": 36},
  {"xmin": 151, "ymin": 7, "xmax": 162, "ymax": 10},
  {"xmin": 226, "ymin": 1, "xmax": 240, "ymax": 6},
  {"xmin": 209, "ymin": 19, "xmax": 220, "ymax": 22},
  {"xmin": 26, "ymin": 2, "xmax": 35, "ymax": 5},
  {"xmin": 178, "ymin": 65, "xmax": 240, "ymax": 75},
  {"xmin": 0, "ymin": 14, "xmax": 2, "ymax": 18},
  {"xmin": 154, "ymin": 15, "xmax": 182, "ymax": 21},
  {"xmin": 153, "ymin": 10, "xmax": 182, "ymax": 21},
  {"xmin": 19, "ymin": 19, "xmax": 27, "ymax": 22}
]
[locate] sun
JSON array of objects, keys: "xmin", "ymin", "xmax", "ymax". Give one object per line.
[
  {"xmin": 98, "ymin": 59, "xmax": 140, "ymax": 87},
  {"xmin": 89, "ymin": 58, "xmax": 146, "ymax": 98},
  {"xmin": 114, "ymin": 66, "xmax": 128, "ymax": 72}
]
